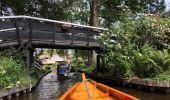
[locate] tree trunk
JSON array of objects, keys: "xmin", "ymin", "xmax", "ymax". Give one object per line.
[
  {"xmin": 89, "ymin": 0, "xmax": 99, "ymax": 27},
  {"xmin": 88, "ymin": 0, "xmax": 99, "ymax": 66}
]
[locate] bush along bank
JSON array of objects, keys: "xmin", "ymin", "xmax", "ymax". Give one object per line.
[
  {"xmin": 95, "ymin": 7, "xmax": 170, "ymax": 93},
  {"xmin": 0, "ymin": 48, "xmax": 31, "ymax": 89},
  {"xmin": 0, "ymin": 48, "xmax": 48, "ymax": 98}
]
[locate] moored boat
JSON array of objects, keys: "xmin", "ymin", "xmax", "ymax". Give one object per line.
[{"xmin": 59, "ymin": 73, "xmax": 139, "ymax": 100}]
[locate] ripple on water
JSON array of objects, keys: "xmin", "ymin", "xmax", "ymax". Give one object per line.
[{"xmin": 19, "ymin": 73, "xmax": 80, "ymax": 100}]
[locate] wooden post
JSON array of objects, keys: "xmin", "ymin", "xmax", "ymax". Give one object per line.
[
  {"xmin": 15, "ymin": 92, "xmax": 19, "ymax": 97},
  {"xmin": 29, "ymin": 19, "xmax": 32, "ymax": 46},
  {"xmin": 7, "ymin": 95, "xmax": 12, "ymax": 100},
  {"xmin": 96, "ymin": 54, "xmax": 100, "ymax": 72},
  {"xmin": 137, "ymin": 85, "xmax": 142, "ymax": 90},
  {"xmin": 88, "ymin": 50, "xmax": 90, "ymax": 66},
  {"xmin": 23, "ymin": 89, "xmax": 27, "ymax": 94},
  {"xmin": 96, "ymin": 50, "xmax": 101, "ymax": 72},
  {"xmin": 14, "ymin": 18, "xmax": 23, "ymax": 48},
  {"xmin": 87, "ymin": 30, "xmax": 90, "ymax": 46},
  {"xmin": 75, "ymin": 49, "xmax": 78, "ymax": 67},
  {"xmin": 53, "ymin": 23, "xmax": 56, "ymax": 45},
  {"xmin": 26, "ymin": 48, "xmax": 33, "ymax": 93},
  {"xmin": 26, "ymin": 48, "xmax": 33, "ymax": 68},
  {"xmin": 28, "ymin": 88, "xmax": 32, "ymax": 93},
  {"xmin": 71, "ymin": 28, "xmax": 74, "ymax": 45}
]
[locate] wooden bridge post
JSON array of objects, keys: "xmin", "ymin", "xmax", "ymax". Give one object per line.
[
  {"xmin": 96, "ymin": 50, "xmax": 101, "ymax": 72},
  {"xmin": 53, "ymin": 23, "xmax": 56, "ymax": 45},
  {"xmin": 14, "ymin": 18, "xmax": 23, "ymax": 48},
  {"xmin": 75, "ymin": 49, "xmax": 78, "ymax": 67},
  {"xmin": 29, "ymin": 19, "xmax": 32, "ymax": 45},
  {"xmin": 96, "ymin": 53, "xmax": 100, "ymax": 72},
  {"xmin": 25, "ymin": 47, "xmax": 34, "ymax": 92},
  {"xmin": 26, "ymin": 48, "xmax": 34, "ymax": 69}
]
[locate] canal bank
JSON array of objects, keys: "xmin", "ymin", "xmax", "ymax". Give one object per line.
[
  {"xmin": 0, "ymin": 71, "xmax": 50, "ymax": 100},
  {"xmin": 81, "ymin": 71, "xmax": 170, "ymax": 94}
]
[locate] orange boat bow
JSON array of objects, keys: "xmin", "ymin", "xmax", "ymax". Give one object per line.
[{"xmin": 59, "ymin": 73, "xmax": 139, "ymax": 100}]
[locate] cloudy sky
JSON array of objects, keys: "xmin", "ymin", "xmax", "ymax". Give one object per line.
[{"xmin": 165, "ymin": 0, "xmax": 170, "ymax": 11}]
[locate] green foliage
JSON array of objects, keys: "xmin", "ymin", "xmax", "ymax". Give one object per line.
[
  {"xmin": 2, "ymin": 0, "xmax": 87, "ymax": 22},
  {"xmin": 75, "ymin": 61, "xmax": 96, "ymax": 73},
  {"xmin": 98, "ymin": 12, "xmax": 170, "ymax": 80},
  {"xmin": 0, "ymin": 48, "xmax": 30, "ymax": 88},
  {"xmin": 100, "ymin": 0, "xmax": 166, "ymax": 27},
  {"xmin": 43, "ymin": 65, "xmax": 52, "ymax": 71},
  {"xmin": 84, "ymin": 64, "xmax": 96, "ymax": 73},
  {"xmin": 38, "ymin": 49, "xmax": 68, "ymax": 57},
  {"xmin": 73, "ymin": 50, "xmax": 88, "ymax": 60},
  {"xmin": 72, "ymin": 57, "xmax": 84, "ymax": 67},
  {"xmin": 147, "ymin": 71, "xmax": 170, "ymax": 81},
  {"xmin": 2, "ymin": 0, "xmax": 166, "ymax": 27}
]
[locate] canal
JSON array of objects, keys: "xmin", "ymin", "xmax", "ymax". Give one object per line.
[{"xmin": 15, "ymin": 73, "xmax": 170, "ymax": 100}]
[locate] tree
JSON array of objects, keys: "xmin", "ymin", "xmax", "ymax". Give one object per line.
[
  {"xmin": 38, "ymin": 49, "xmax": 69, "ymax": 57},
  {"xmin": 1, "ymin": 0, "xmax": 77, "ymax": 21},
  {"xmin": 89, "ymin": 0, "xmax": 99, "ymax": 27},
  {"xmin": 1, "ymin": 0, "xmax": 28, "ymax": 15},
  {"xmin": 71, "ymin": 0, "xmax": 89, "ymax": 24},
  {"xmin": 100, "ymin": 0, "xmax": 166, "ymax": 27},
  {"xmin": 73, "ymin": 50, "xmax": 88, "ymax": 60},
  {"xmin": 88, "ymin": 0, "xmax": 100, "ymax": 66}
]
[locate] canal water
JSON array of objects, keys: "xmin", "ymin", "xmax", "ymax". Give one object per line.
[{"xmin": 16, "ymin": 73, "xmax": 170, "ymax": 100}]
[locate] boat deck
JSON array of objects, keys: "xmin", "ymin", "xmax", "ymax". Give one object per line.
[{"xmin": 70, "ymin": 82, "xmax": 114, "ymax": 100}]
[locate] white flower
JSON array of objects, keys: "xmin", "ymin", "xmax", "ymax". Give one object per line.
[
  {"xmin": 17, "ymin": 81, "xmax": 20, "ymax": 84},
  {"xmin": 110, "ymin": 40, "xmax": 116, "ymax": 43},
  {"xmin": 93, "ymin": 35, "xmax": 97, "ymax": 39},
  {"xmin": 138, "ymin": 53, "xmax": 142, "ymax": 57}
]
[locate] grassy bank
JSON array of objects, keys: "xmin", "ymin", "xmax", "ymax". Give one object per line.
[{"xmin": 0, "ymin": 48, "xmax": 47, "ymax": 89}]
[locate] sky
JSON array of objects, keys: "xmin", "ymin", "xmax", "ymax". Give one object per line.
[{"xmin": 165, "ymin": 0, "xmax": 170, "ymax": 11}]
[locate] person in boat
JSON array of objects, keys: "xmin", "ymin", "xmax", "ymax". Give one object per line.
[{"xmin": 57, "ymin": 62, "xmax": 66, "ymax": 79}]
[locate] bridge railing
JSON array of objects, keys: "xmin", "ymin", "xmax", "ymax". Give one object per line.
[{"xmin": 0, "ymin": 16, "xmax": 107, "ymax": 49}]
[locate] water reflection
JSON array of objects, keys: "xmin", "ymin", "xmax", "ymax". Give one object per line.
[{"xmin": 19, "ymin": 73, "xmax": 80, "ymax": 100}]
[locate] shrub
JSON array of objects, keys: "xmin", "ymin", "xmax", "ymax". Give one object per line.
[
  {"xmin": 0, "ymin": 48, "xmax": 30, "ymax": 88},
  {"xmin": 98, "ymin": 13, "xmax": 170, "ymax": 80}
]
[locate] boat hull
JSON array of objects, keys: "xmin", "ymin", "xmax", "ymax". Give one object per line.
[{"xmin": 59, "ymin": 73, "xmax": 139, "ymax": 100}]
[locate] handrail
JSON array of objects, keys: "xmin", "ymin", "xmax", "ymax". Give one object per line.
[
  {"xmin": 0, "ymin": 28, "xmax": 16, "ymax": 32},
  {"xmin": 0, "ymin": 16, "xmax": 108, "ymax": 31}
]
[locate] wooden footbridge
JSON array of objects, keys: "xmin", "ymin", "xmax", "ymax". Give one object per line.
[
  {"xmin": 0, "ymin": 16, "xmax": 108, "ymax": 99},
  {"xmin": 0, "ymin": 16, "xmax": 107, "ymax": 50},
  {"xmin": 0, "ymin": 16, "xmax": 107, "ymax": 71}
]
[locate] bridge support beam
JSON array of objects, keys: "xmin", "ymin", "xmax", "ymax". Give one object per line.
[
  {"xmin": 75, "ymin": 49, "xmax": 78, "ymax": 67},
  {"xmin": 96, "ymin": 54, "xmax": 100, "ymax": 71},
  {"xmin": 26, "ymin": 48, "xmax": 34, "ymax": 69},
  {"xmin": 25, "ymin": 47, "xmax": 34, "ymax": 91},
  {"xmin": 96, "ymin": 50, "xmax": 102, "ymax": 72}
]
